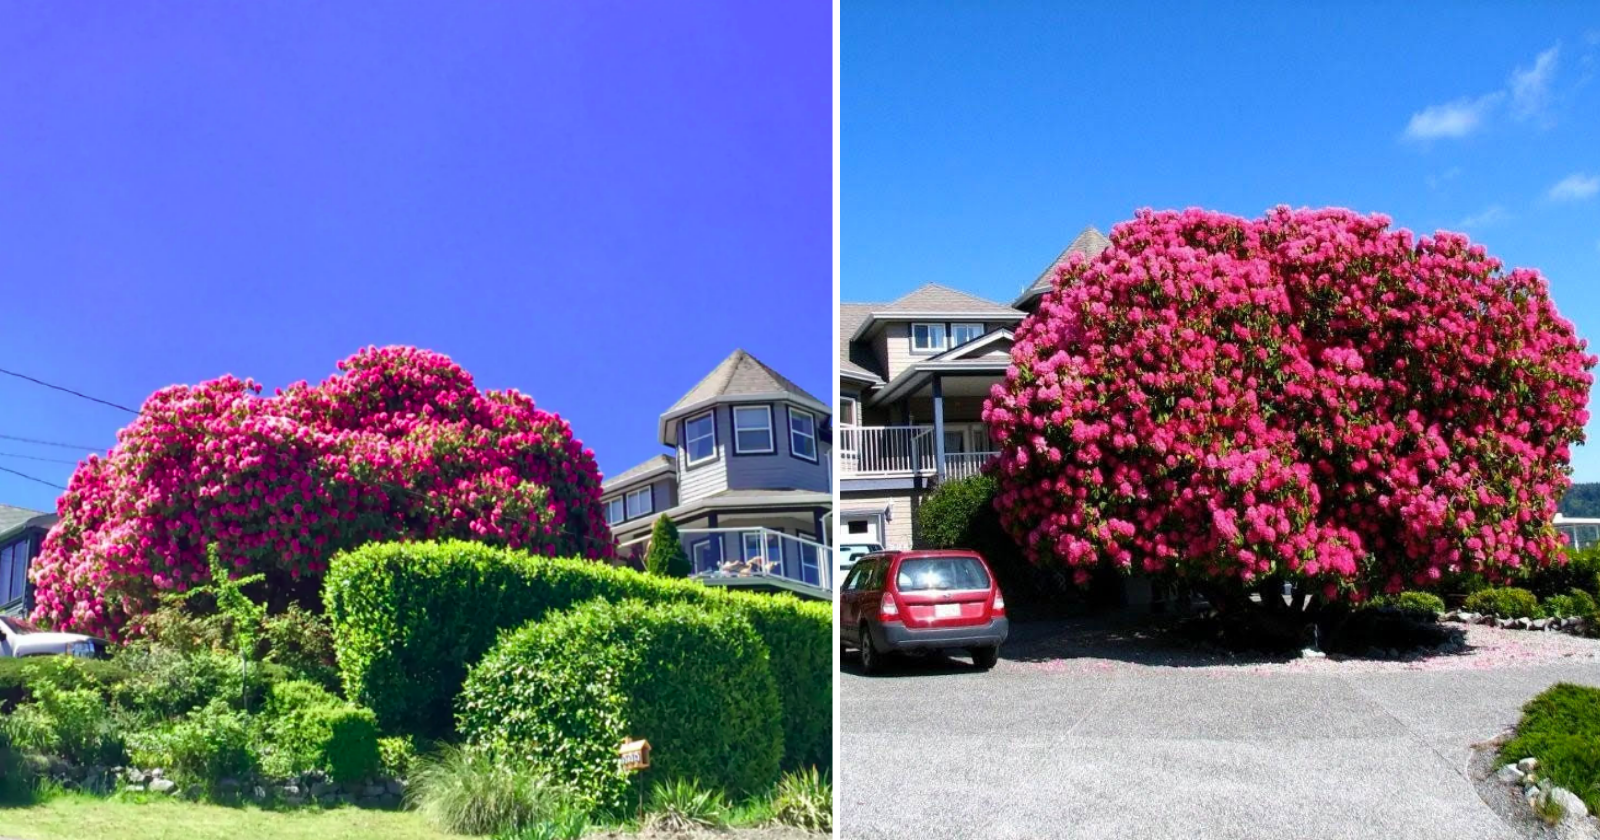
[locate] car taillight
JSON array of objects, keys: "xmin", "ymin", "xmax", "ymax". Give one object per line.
[
  {"xmin": 878, "ymin": 594, "xmax": 901, "ymax": 623},
  {"xmin": 991, "ymin": 592, "xmax": 1006, "ymax": 616}
]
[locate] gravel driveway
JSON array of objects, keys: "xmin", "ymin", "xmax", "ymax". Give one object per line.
[{"xmin": 839, "ymin": 616, "xmax": 1600, "ymax": 840}]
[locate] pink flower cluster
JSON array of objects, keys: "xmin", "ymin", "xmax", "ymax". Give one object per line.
[
  {"xmin": 31, "ymin": 346, "xmax": 613, "ymax": 637},
  {"xmin": 983, "ymin": 207, "xmax": 1595, "ymax": 602}
]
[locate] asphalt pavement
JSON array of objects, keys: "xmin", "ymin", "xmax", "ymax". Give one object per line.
[{"xmin": 839, "ymin": 617, "xmax": 1600, "ymax": 840}]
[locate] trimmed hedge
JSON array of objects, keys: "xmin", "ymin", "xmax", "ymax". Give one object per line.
[
  {"xmin": 1363, "ymin": 591, "xmax": 1446, "ymax": 615},
  {"xmin": 323, "ymin": 540, "xmax": 831, "ymax": 768},
  {"xmin": 1463, "ymin": 586, "xmax": 1540, "ymax": 619},
  {"xmin": 459, "ymin": 599, "xmax": 782, "ymax": 814}
]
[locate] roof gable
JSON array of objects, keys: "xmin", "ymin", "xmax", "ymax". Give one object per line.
[
  {"xmin": 602, "ymin": 454, "xmax": 674, "ymax": 492},
  {"xmin": 1017, "ymin": 226, "xmax": 1111, "ymax": 303},
  {"xmin": 876, "ymin": 284, "xmax": 1023, "ymax": 317}
]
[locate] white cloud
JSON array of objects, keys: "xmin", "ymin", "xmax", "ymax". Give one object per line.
[
  {"xmin": 1403, "ymin": 43, "xmax": 1564, "ymax": 142},
  {"xmin": 1403, "ymin": 94, "xmax": 1502, "ymax": 141},
  {"xmin": 1457, "ymin": 205, "xmax": 1511, "ymax": 229},
  {"xmin": 1510, "ymin": 46, "xmax": 1561, "ymax": 122},
  {"xmin": 1549, "ymin": 173, "xmax": 1600, "ymax": 201}
]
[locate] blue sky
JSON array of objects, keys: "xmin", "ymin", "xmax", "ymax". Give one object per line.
[
  {"xmin": 0, "ymin": 2, "xmax": 831, "ymax": 511},
  {"xmin": 843, "ymin": 2, "xmax": 1600, "ymax": 482}
]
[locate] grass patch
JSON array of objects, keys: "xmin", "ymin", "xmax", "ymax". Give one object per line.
[
  {"xmin": 1502, "ymin": 683, "xmax": 1600, "ymax": 815},
  {"xmin": 0, "ymin": 793, "xmax": 451, "ymax": 840}
]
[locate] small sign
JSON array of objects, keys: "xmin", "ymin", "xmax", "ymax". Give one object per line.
[{"xmin": 618, "ymin": 738, "xmax": 651, "ymax": 771}]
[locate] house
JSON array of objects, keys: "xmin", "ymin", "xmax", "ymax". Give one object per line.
[
  {"xmin": 602, "ymin": 349, "xmax": 834, "ymax": 600},
  {"xmin": 0, "ymin": 504, "xmax": 57, "ymax": 617},
  {"xmin": 838, "ymin": 226, "xmax": 1109, "ymax": 550}
]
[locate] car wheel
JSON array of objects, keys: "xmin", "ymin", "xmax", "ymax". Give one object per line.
[
  {"xmin": 859, "ymin": 622, "xmax": 884, "ymax": 675},
  {"xmin": 970, "ymin": 646, "xmax": 999, "ymax": 670}
]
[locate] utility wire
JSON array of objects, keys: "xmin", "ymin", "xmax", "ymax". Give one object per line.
[
  {"xmin": 0, "ymin": 365, "xmax": 139, "ymax": 414},
  {"xmin": 0, "ymin": 433, "xmax": 105, "ymax": 451},
  {"xmin": 0, "ymin": 464, "xmax": 66, "ymax": 491},
  {"xmin": 0, "ymin": 451, "xmax": 81, "ymax": 465}
]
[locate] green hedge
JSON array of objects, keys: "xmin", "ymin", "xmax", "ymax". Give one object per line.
[
  {"xmin": 459, "ymin": 599, "xmax": 782, "ymax": 814},
  {"xmin": 323, "ymin": 540, "xmax": 831, "ymax": 768},
  {"xmin": 1363, "ymin": 591, "xmax": 1446, "ymax": 615},
  {"xmin": 259, "ymin": 681, "xmax": 380, "ymax": 783},
  {"xmin": 1463, "ymin": 586, "xmax": 1540, "ymax": 619}
]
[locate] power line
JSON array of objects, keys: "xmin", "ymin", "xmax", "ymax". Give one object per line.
[
  {"xmin": 0, "ymin": 464, "xmax": 66, "ymax": 491},
  {"xmin": 0, "ymin": 366, "xmax": 139, "ymax": 414},
  {"xmin": 0, "ymin": 433, "xmax": 106, "ymax": 451},
  {"xmin": 0, "ymin": 451, "xmax": 81, "ymax": 465}
]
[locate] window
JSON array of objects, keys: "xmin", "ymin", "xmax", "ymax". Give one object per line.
[
  {"xmin": 684, "ymin": 411, "xmax": 715, "ymax": 465},
  {"xmin": 789, "ymin": 409, "xmax": 817, "ymax": 462},
  {"xmin": 605, "ymin": 497, "xmax": 626, "ymax": 525},
  {"xmin": 847, "ymin": 520, "xmax": 869, "ymax": 535},
  {"xmin": 951, "ymin": 323, "xmax": 984, "ymax": 346},
  {"xmin": 895, "ymin": 556, "xmax": 991, "ymax": 591},
  {"xmin": 840, "ymin": 396, "xmax": 857, "ymax": 427},
  {"xmin": 732, "ymin": 405, "xmax": 774, "ymax": 454},
  {"xmin": 911, "ymin": 323, "xmax": 947, "ymax": 352},
  {"xmin": 625, "ymin": 487, "xmax": 652, "ymax": 519},
  {"xmin": 944, "ymin": 430, "xmax": 968, "ymax": 454}
]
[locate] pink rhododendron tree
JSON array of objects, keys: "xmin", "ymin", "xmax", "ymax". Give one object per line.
[
  {"xmin": 983, "ymin": 207, "xmax": 1595, "ymax": 612},
  {"xmin": 32, "ymin": 346, "xmax": 613, "ymax": 637}
]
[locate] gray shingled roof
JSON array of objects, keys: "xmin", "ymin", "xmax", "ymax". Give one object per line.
[
  {"xmin": 873, "ymin": 284, "xmax": 1024, "ymax": 317},
  {"xmin": 0, "ymin": 504, "xmax": 53, "ymax": 542},
  {"xmin": 666, "ymin": 349, "xmax": 825, "ymax": 415},
  {"xmin": 602, "ymin": 454, "xmax": 673, "ymax": 491},
  {"xmin": 839, "ymin": 302, "xmax": 885, "ymax": 383},
  {"xmin": 1020, "ymin": 226, "xmax": 1111, "ymax": 301}
]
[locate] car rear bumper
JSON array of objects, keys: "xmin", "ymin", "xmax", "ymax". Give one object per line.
[{"xmin": 877, "ymin": 617, "xmax": 1009, "ymax": 651}]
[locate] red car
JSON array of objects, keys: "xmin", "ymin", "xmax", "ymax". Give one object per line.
[{"xmin": 839, "ymin": 549, "xmax": 1008, "ymax": 674}]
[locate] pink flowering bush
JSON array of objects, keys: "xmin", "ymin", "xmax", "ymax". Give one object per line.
[
  {"xmin": 32, "ymin": 346, "xmax": 612, "ymax": 637},
  {"xmin": 984, "ymin": 207, "xmax": 1595, "ymax": 607}
]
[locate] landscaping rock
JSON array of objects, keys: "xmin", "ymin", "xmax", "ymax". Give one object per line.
[
  {"xmin": 149, "ymin": 768, "xmax": 164, "ymax": 779},
  {"xmin": 219, "ymin": 777, "xmax": 241, "ymax": 792},
  {"xmin": 126, "ymin": 769, "xmax": 147, "ymax": 785},
  {"xmin": 1497, "ymin": 763, "xmax": 1525, "ymax": 783},
  {"xmin": 252, "ymin": 785, "xmax": 267, "ymax": 802},
  {"xmin": 280, "ymin": 784, "xmax": 301, "ymax": 797},
  {"xmin": 1518, "ymin": 757, "xmax": 1540, "ymax": 774},
  {"xmin": 310, "ymin": 781, "xmax": 335, "ymax": 798},
  {"xmin": 1550, "ymin": 786, "xmax": 1587, "ymax": 819},
  {"xmin": 364, "ymin": 783, "xmax": 386, "ymax": 798},
  {"xmin": 385, "ymin": 778, "xmax": 405, "ymax": 796},
  {"xmin": 149, "ymin": 778, "xmax": 176, "ymax": 794}
]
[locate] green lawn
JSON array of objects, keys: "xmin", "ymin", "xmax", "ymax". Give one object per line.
[
  {"xmin": 1501, "ymin": 682, "xmax": 1600, "ymax": 815},
  {"xmin": 0, "ymin": 795, "xmax": 454, "ymax": 840}
]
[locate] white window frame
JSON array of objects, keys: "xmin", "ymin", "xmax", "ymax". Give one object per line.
[
  {"xmin": 788, "ymin": 408, "xmax": 818, "ymax": 462},
  {"xmin": 625, "ymin": 487, "xmax": 652, "ymax": 519},
  {"xmin": 839, "ymin": 396, "xmax": 858, "ymax": 427},
  {"xmin": 950, "ymin": 322, "xmax": 984, "ymax": 347},
  {"xmin": 683, "ymin": 411, "xmax": 716, "ymax": 466},
  {"xmin": 911, "ymin": 322, "xmax": 948, "ymax": 353},
  {"xmin": 692, "ymin": 540, "xmax": 714, "ymax": 574},
  {"xmin": 605, "ymin": 497, "xmax": 626, "ymax": 525},
  {"xmin": 732, "ymin": 405, "xmax": 775, "ymax": 454}
]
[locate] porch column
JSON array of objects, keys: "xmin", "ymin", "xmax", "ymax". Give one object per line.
[
  {"xmin": 814, "ymin": 507, "xmax": 828, "ymax": 588},
  {"xmin": 707, "ymin": 512, "xmax": 720, "ymax": 573},
  {"xmin": 932, "ymin": 374, "xmax": 946, "ymax": 482}
]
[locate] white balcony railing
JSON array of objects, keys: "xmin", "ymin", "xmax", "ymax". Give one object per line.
[
  {"xmin": 618, "ymin": 526, "xmax": 832, "ymax": 597},
  {"xmin": 839, "ymin": 425, "xmax": 996, "ymax": 481}
]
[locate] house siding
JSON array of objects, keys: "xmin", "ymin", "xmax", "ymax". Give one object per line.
[
  {"xmin": 724, "ymin": 403, "xmax": 830, "ymax": 493},
  {"xmin": 677, "ymin": 406, "xmax": 730, "ymax": 504},
  {"xmin": 840, "ymin": 489, "xmax": 922, "ymax": 551}
]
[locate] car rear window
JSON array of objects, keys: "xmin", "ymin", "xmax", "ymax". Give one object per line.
[{"xmin": 894, "ymin": 556, "xmax": 990, "ymax": 591}]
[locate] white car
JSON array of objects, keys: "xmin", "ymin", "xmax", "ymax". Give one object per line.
[{"xmin": 0, "ymin": 615, "xmax": 106, "ymax": 658}]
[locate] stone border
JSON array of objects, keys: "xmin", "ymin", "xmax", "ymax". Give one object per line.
[{"xmin": 1442, "ymin": 611, "xmax": 1589, "ymax": 635}]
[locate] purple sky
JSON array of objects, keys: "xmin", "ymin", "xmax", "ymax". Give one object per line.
[{"xmin": 0, "ymin": 2, "xmax": 832, "ymax": 511}]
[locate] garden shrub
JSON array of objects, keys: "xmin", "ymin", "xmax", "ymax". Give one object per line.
[
  {"xmin": 1541, "ymin": 589, "xmax": 1598, "ymax": 621},
  {"xmin": 915, "ymin": 474, "xmax": 1078, "ymax": 618},
  {"xmin": 1521, "ymin": 545, "xmax": 1600, "ymax": 600},
  {"xmin": 0, "ymin": 683, "xmax": 125, "ymax": 767},
  {"xmin": 261, "ymin": 605, "xmax": 340, "ymax": 691},
  {"xmin": 644, "ymin": 515, "xmax": 690, "ymax": 578},
  {"xmin": 126, "ymin": 698, "xmax": 256, "ymax": 790},
  {"xmin": 407, "ymin": 744, "xmax": 578, "ymax": 836},
  {"xmin": 458, "ymin": 599, "xmax": 783, "ymax": 815},
  {"xmin": 1463, "ymin": 586, "xmax": 1540, "ymax": 619},
  {"xmin": 113, "ymin": 646, "xmax": 278, "ymax": 720},
  {"xmin": 378, "ymin": 735, "xmax": 419, "ymax": 779},
  {"xmin": 1502, "ymin": 683, "xmax": 1600, "ymax": 815},
  {"xmin": 31, "ymin": 345, "xmax": 613, "ymax": 639},
  {"xmin": 258, "ymin": 680, "xmax": 380, "ymax": 782},
  {"xmin": 1363, "ymin": 591, "xmax": 1446, "ymax": 615},
  {"xmin": 984, "ymin": 207, "xmax": 1595, "ymax": 603},
  {"xmin": 0, "ymin": 656, "xmax": 129, "ymax": 713},
  {"xmin": 769, "ymin": 767, "xmax": 832, "ymax": 833},
  {"xmin": 324, "ymin": 540, "xmax": 830, "ymax": 769}
]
